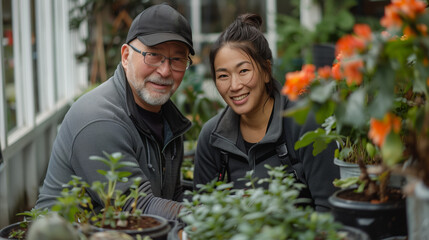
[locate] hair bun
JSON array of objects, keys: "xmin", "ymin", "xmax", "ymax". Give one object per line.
[{"xmin": 238, "ymin": 13, "xmax": 263, "ymax": 30}]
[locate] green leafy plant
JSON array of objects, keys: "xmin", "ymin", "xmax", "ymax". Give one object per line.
[
  {"xmin": 52, "ymin": 151, "xmax": 148, "ymax": 232},
  {"xmin": 8, "ymin": 208, "xmax": 49, "ymax": 240},
  {"xmin": 88, "ymin": 151, "xmax": 141, "ymax": 227},
  {"xmin": 180, "ymin": 165, "xmax": 347, "ymax": 240}
]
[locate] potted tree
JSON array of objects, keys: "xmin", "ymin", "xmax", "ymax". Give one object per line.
[{"xmin": 281, "ymin": 0, "xmax": 429, "ymax": 238}]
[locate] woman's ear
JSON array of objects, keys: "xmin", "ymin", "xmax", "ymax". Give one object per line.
[{"xmin": 121, "ymin": 44, "xmax": 130, "ymax": 71}]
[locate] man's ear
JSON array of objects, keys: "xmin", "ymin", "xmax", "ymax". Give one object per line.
[{"xmin": 121, "ymin": 44, "xmax": 130, "ymax": 71}]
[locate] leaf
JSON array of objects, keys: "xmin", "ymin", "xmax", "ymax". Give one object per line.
[
  {"xmin": 89, "ymin": 156, "xmax": 111, "ymax": 167},
  {"xmin": 294, "ymin": 128, "xmax": 326, "ymax": 150},
  {"xmin": 309, "ymin": 81, "xmax": 336, "ymax": 103},
  {"xmin": 116, "ymin": 161, "xmax": 138, "ymax": 169},
  {"xmin": 336, "ymin": 88, "xmax": 366, "ymax": 128},
  {"xmin": 314, "ymin": 101, "xmax": 335, "ymax": 124},
  {"xmin": 381, "ymin": 132, "xmax": 404, "ymax": 167},
  {"xmin": 333, "ymin": 177, "xmax": 359, "ymax": 188},
  {"xmin": 97, "ymin": 169, "xmax": 107, "ymax": 176},
  {"xmin": 283, "ymin": 99, "xmax": 311, "ymax": 125},
  {"xmin": 117, "ymin": 171, "xmax": 132, "ymax": 178},
  {"xmin": 313, "ymin": 138, "xmax": 329, "ymax": 156}
]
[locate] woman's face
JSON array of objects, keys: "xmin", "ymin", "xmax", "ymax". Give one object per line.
[{"xmin": 214, "ymin": 45, "xmax": 270, "ymax": 116}]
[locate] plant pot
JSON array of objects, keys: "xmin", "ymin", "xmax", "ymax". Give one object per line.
[
  {"xmin": 90, "ymin": 214, "xmax": 171, "ymax": 240},
  {"xmin": 334, "ymin": 158, "xmax": 369, "ymax": 179},
  {"xmin": 0, "ymin": 222, "xmax": 26, "ymax": 240},
  {"xmin": 311, "ymin": 43, "xmax": 336, "ymax": 68},
  {"xmin": 333, "ymin": 158, "xmax": 405, "ymax": 188},
  {"xmin": 406, "ymin": 181, "xmax": 429, "ymax": 240},
  {"xmin": 329, "ymin": 188, "xmax": 408, "ymax": 239},
  {"xmin": 338, "ymin": 226, "xmax": 370, "ymax": 240}
]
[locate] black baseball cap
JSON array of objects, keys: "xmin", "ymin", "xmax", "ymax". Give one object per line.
[{"xmin": 126, "ymin": 4, "xmax": 195, "ymax": 55}]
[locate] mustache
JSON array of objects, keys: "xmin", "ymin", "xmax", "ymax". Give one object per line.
[{"xmin": 144, "ymin": 75, "xmax": 174, "ymax": 86}]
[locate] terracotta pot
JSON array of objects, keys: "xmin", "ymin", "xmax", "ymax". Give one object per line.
[{"xmin": 329, "ymin": 188, "xmax": 408, "ymax": 239}]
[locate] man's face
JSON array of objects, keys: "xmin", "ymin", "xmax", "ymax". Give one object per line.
[{"xmin": 122, "ymin": 40, "xmax": 189, "ymax": 112}]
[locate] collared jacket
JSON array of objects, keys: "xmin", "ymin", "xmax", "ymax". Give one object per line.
[
  {"xmin": 36, "ymin": 64, "xmax": 191, "ymax": 220},
  {"xmin": 193, "ymin": 80, "xmax": 340, "ymax": 211}
]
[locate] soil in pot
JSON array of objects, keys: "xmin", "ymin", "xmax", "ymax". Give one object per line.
[
  {"xmin": 329, "ymin": 187, "xmax": 408, "ymax": 240},
  {"xmin": 89, "ymin": 214, "xmax": 171, "ymax": 240},
  {"xmin": 0, "ymin": 222, "xmax": 28, "ymax": 240}
]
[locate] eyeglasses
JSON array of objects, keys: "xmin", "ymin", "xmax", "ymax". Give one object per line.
[{"xmin": 128, "ymin": 44, "xmax": 192, "ymax": 72}]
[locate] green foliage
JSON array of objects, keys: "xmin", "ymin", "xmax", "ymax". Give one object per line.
[
  {"xmin": 180, "ymin": 165, "xmax": 343, "ymax": 240},
  {"xmin": 276, "ymin": 0, "xmax": 356, "ymax": 66},
  {"xmin": 52, "ymin": 175, "xmax": 93, "ymax": 223},
  {"xmin": 8, "ymin": 208, "xmax": 49, "ymax": 239},
  {"xmin": 53, "ymin": 152, "xmax": 146, "ymax": 229}
]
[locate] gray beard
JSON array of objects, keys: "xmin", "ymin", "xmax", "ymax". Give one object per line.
[{"xmin": 137, "ymin": 87, "xmax": 171, "ymax": 106}]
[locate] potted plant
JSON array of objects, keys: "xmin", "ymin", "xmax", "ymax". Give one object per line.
[
  {"xmin": 0, "ymin": 209, "xmax": 48, "ymax": 240},
  {"xmin": 281, "ymin": 0, "xmax": 429, "ymax": 238},
  {"xmin": 179, "ymin": 165, "xmax": 369, "ymax": 240},
  {"xmin": 51, "ymin": 151, "xmax": 172, "ymax": 240}
]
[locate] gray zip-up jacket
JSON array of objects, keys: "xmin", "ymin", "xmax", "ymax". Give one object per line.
[
  {"xmin": 36, "ymin": 64, "xmax": 191, "ymax": 220},
  {"xmin": 193, "ymin": 80, "xmax": 339, "ymax": 211}
]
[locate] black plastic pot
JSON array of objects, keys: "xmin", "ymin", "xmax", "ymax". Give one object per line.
[
  {"xmin": 329, "ymin": 188, "xmax": 408, "ymax": 240},
  {"xmin": 0, "ymin": 222, "xmax": 25, "ymax": 240},
  {"xmin": 312, "ymin": 43, "xmax": 336, "ymax": 68},
  {"xmin": 90, "ymin": 214, "xmax": 171, "ymax": 240},
  {"xmin": 339, "ymin": 226, "xmax": 370, "ymax": 240}
]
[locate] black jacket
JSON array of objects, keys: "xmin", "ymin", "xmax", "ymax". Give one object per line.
[{"xmin": 193, "ymin": 80, "xmax": 340, "ymax": 211}]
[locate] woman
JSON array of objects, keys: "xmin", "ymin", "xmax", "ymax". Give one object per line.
[{"xmin": 193, "ymin": 13, "xmax": 339, "ymax": 211}]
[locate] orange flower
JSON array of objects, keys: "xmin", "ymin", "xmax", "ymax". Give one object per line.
[
  {"xmin": 332, "ymin": 62, "xmax": 343, "ymax": 81},
  {"xmin": 369, "ymin": 113, "xmax": 402, "ymax": 147},
  {"xmin": 336, "ymin": 35, "xmax": 366, "ymax": 57},
  {"xmin": 417, "ymin": 24, "xmax": 428, "ymax": 36},
  {"xmin": 317, "ymin": 66, "xmax": 332, "ymax": 79},
  {"xmin": 354, "ymin": 24, "xmax": 372, "ymax": 41},
  {"xmin": 282, "ymin": 64, "xmax": 315, "ymax": 101},
  {"xmin": 343, "ymin": 59, "xmax": 364, "ymax": 86},
  {"xmin": 404, "ymin": 24, "xmax": 428, "ymax": 37},
  {"xmin": 381, "ymin": 0, "xmax": 427, "ymax": 29}
]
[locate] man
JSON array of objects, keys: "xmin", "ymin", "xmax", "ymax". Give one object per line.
[{"xmin": 35, "ymin": 3, "xmax": 194, "ymax": 220}]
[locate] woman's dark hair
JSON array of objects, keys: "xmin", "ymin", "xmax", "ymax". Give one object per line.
[{"xmin": 209, "ymin": 13, "xmax": 275, "ymax": 98}]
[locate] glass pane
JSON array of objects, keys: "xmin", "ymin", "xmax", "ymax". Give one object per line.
[
  {"xmin": 2, "ymin": 0, "xmax": 17, "ymax": 131},
  {"xmin": 31, "ymin": 0, "xmax": 40, "ymax": 113},
  {"xmin": 201, "ymin": 0, "xmax": 267, "ymax": 33}
]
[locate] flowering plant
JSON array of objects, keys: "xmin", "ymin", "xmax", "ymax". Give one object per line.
[{"xmin": 282, "ymin": 0, "xmax": 429, "ymax": 199}]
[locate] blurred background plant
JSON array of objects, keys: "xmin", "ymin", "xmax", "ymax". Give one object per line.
[{"xmin": 276, "ymin": 0, "xmax": 357, "ymax": 73}]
